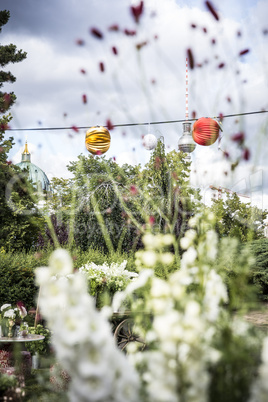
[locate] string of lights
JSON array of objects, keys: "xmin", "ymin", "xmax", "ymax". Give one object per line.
[{"xmin": 5, "ymin": 110, "xmax": 268, "ymax": 132}]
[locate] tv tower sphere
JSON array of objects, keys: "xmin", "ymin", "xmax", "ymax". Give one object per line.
[{"xmin": 178, "ymin": 122, "xmax": 196, "ymax": 154}]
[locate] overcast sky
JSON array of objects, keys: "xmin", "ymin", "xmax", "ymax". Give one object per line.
[{"xmin": 1, "ymin": 0, "xmax": 268, "ymax": 209}]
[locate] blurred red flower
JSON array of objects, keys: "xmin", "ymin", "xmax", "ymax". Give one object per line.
[
  {"xmin": 130, "ymin": 1, "xmax": 144, "ymax": 24},
  {"xmin": 90, "ymin": 27, "xmax": 103, "ymax": 39},
  {"xmin": 205, "ymin": 1, "xmax": 219, "ymax": 21}
]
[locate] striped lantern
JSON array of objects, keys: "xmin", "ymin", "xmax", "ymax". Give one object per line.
[
  {"xmin": 192, "ymin": 117, "xmax": 220, "ymax": 146},
  {"xmin": 85, "ymin": 126, "xmax": 111, "ymax": 155}
]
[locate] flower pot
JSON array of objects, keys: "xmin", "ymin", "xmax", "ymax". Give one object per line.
[
  {"xmin": 32, "ymin": 353, "xmax": 39, "ymax": 369},
  {"xmin": 0, "ymin": 318, "xmax": 9, "ymax": 337}
]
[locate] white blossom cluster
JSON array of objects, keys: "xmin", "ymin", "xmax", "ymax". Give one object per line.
[
  {"xmin": 120, "ymin": 214, "xmax": 228, "ymax": 402},
  {"xmin": 35, "ymin": 249, "xmax": 139, "ymax": 402},
  {"xmin": 79, "ymin": 260, "xmax": 138, "ymax": 293},
  {"xmin": 0, "ymin": 303, "xmax": 27, "ymax": 320},
  {"xmin": 135, "ymin": 233, "xmax": 174, "ymax": 269}
]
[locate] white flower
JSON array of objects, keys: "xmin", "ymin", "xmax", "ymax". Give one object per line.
[
  {"xmin": 160, "ymin": 252, "xmax": 174, "ymax": 265},
  {"xmin": 4, "ymin": 309, "xmax": 16, "ymax": 319},
  {"xmin": 1, "ymin": 304, "xmax": 11, "ymax": 312},
  {"xmin": 36, "ymin": 249, "xmax": 140, "ymax": 402},
  {"xmin": 180, "ymin": 236, "xmax": 192, "ymax": 250},
  {"xmin": 151, "ymin": 278, "xmax": 171, "ymax": 298},
  {"xmin": 141, "ymin": 250, "xmax": 158, "ymax": 267},
  {"xmin": 162, "ymin": 234, "xmax": 174, "ymax": 246},
  {"xmin": 181, "ymin": 246, "xmax": 197, "ymax": 268},
  {"xmin": 49, "ymin": 249, "xmax": 73, "ymax": 276},
  {"xmin": 142, "ymin": 233, "xmax": 156, "ymax": 248}
]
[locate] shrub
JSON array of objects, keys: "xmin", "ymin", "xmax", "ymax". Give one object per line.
[
  {"xmin": 249, "ymin": 238, "xmax": 268, "ymax": 300},
  {"xmin": 0, "ymin": 247, "xmax": 137, "ymax": 309}
]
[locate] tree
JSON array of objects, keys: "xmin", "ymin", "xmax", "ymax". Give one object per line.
[
  {"xmin": 210, "ymin": 192, "xmax": 267, "ymax": 242},
  {"xmin": 0, "ymin": 10, "xmax": 43, "ymax": 251},
  {"xmin": 0, "ymin": 10, "xmax": 27, "ymax": 114},
  {"xmin": 249, "ymin": 238, "xmax": 268, "ymax": 300},
  {"xmin": 137, "ymin": 139, "xmax": 202, "ymax": 238},
  {"xmin": 67, "ymin": 154, "xmax": 143, "ymax": 253}
]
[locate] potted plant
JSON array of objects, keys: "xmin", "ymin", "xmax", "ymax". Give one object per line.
[
  {"xmin": 0, "ymin": 303, "xmax": 27, "ymax": 337},
  {"xmin": 78, "ymin": 260, "xmax": 139, "ymax": 308},
  {"xmin": 25, "ymin": 324, "xmax": 51, "ymax": 368}
]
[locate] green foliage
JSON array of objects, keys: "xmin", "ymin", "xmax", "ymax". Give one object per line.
[
  {"xmin": 249, "ymin": 238, "xmax": 268, "ymax": 300},
  {"xmin": 0, "ymin": 17, "xmax": 43, "ymax": 251},
  {"xmin": 0, "ymin": 10, "xmax": 27, "ymax": 114},
  {"xmin": 0, "ymin": 373, "xmax": 17, "ymax": 394},
  {"xmin": 137, "ymin": 140, "xmax": 202, "ymax": 239},
  {"xmin": 26, "ymin": 324, "xmax": 51, "ymax": 356},
  {"xmin": 209, "ymin": 322, "xmax": 262, "ymax": 402},
  {"xmin": 216, "ymin": 236, "xmax": 258, "ymax": 309},
  {"xmin": 61, "ymin": 141, "xmax": 201, "ymax": 256},
  {"xmin": 0, "ymin": 246, "xmax": 136, "ymax": 309},
  {"xmin": 67, "ymin": 154, "xmax": 142, "ymax": 253},
  {"xmin": 0, "ymin": 249, "xmax": 51, "ymax": 309},
  {"xmin": 211, "ymin": 192, "xmax": 267, "ymax": 242}
]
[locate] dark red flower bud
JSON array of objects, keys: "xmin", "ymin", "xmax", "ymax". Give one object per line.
[
  {"xmin": 90, "ymin": 27, "xmax": 103, "ymax": 39},
  {"xmin": 239, "ymin": 49, "xmax": 250, "ymax": 56},
  {"xmin": 187, "ymin": 48, "xmax": 194, "ymax": 69},
  {"xmin": 106, "ymin": 119, "xmax": 114, "ymax": 130},
  {"xmin": 205, "ymin": 1, "xmax": 220, "ymax": 21},
  {"xmin": 112, "ymin": 46, "xmax": 118, "ymax": 55},
  {"xmin": 76, "ymin": 39, "xmax": 85, "ymax": 46},
  {"xmin": 71, "ymin": 126, "xmax": 79, "ymax": 133},
  {"xmin": 130, "ymin": 1, "xmax": 144, "ymax": 24},
  {"xmin": 231, "ymin": 132, "xmax": 245, "ymax": 143},
  {"xmin": 243, "ymin": 148, "xmax": 250, "ymax": 160},
  {"xmin": 108, "ymin": 24, "xmax": 119, "ymax": 32},
  {"xmin": 124, "ymin": 28, "xmax": 136, "ymax": 36}
]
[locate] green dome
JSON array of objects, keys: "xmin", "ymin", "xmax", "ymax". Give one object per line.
[{"xmin": 16, "ymin": 142, "xmax": 51, "ymax": 192}]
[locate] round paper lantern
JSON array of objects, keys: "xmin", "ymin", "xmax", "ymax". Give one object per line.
[
  {"xmin": 192, "ymin": 117, "xmax": 220, "ymax": 146},
  {"xmin": 85, "ymin": 126, "xmax": 111, "ymax": 155},
  {"xmin": 143, "ymin": 134, "xmax": 157, "ymax": 150}
]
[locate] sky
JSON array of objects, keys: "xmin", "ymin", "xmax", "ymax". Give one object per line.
[{"xmin": 1, "ymin": 0, "xmax": 268, "ymax": 210}]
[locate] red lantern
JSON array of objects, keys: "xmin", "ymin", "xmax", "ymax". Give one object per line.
[{"xmin": 192, "ymin": 117, "xmax": 220, "ymax": 146}]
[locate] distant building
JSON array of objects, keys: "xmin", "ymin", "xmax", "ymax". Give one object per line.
[{"xmin": 16, "ymin": 142, "xmax": 51, "ymax": 193}]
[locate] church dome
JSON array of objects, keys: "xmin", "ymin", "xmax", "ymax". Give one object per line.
[{"xmin": 16, "ymin": 142, "xmax": 51, "ymax": 192}]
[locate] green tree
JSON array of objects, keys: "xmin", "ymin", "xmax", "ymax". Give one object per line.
[
  {"xmin": 67, "ymin": 154, "xmax": 143, "ymax": 253},
  {"xmin": 0, "ymin": 10, "xmax": 27, "ymax": 113},
  {"xmin": 0, "ymin": 10, "xmax": 43, "ymax": 251},
  {"xmin": 137, "ymin": 139, "xmax": 202, "ymax": 239},
  {"xmin": 249, "ymin": 238, "xmax": 268, "ymax": 300},
  {"xmin": 211, "ymin": 192, "xmax": 267, "ymax": 242}
]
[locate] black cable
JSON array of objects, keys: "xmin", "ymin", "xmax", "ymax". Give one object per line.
[{"xmin": 5, "ymin": 110, "xmax": 268, "ymax": 132}]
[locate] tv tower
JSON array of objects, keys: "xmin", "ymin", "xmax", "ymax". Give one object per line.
[{"xmin": 178, "ymin": 58, "xmax": 196, "ymax": 159}]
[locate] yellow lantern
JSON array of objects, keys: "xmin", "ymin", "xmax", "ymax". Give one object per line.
[{"xmin": 85, "ymin": 126, "xmax": 111, "ymax": 155}]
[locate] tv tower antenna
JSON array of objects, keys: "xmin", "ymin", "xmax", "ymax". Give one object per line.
[
  {"xmin": 178, "ymin": 58, "xmax": 196, "ymax": 157},
  {"xmin": 185, "ymin": 57, "xmax": 189, "ymax": 121}
]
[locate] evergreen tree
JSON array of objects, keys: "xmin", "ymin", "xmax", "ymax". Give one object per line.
[
  {"xmin": 137, "ymin": 139, "xmax": 201, "ymax": 238},
  {"xmin": 0, "ymin": 10, "xmax": 43, "ymax": 251},
  {"xmin": 0, "ymin": 10, "xmax": 27, "ymax": 113}
]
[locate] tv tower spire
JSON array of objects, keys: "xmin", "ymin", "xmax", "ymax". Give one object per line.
[
  {"xmin": 178, "ymin": 58, "xmax": 196, "ymax": 158},
  {"xmin": 185, "ymin": 57, "xmax": 188, "ymax": 121}
]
